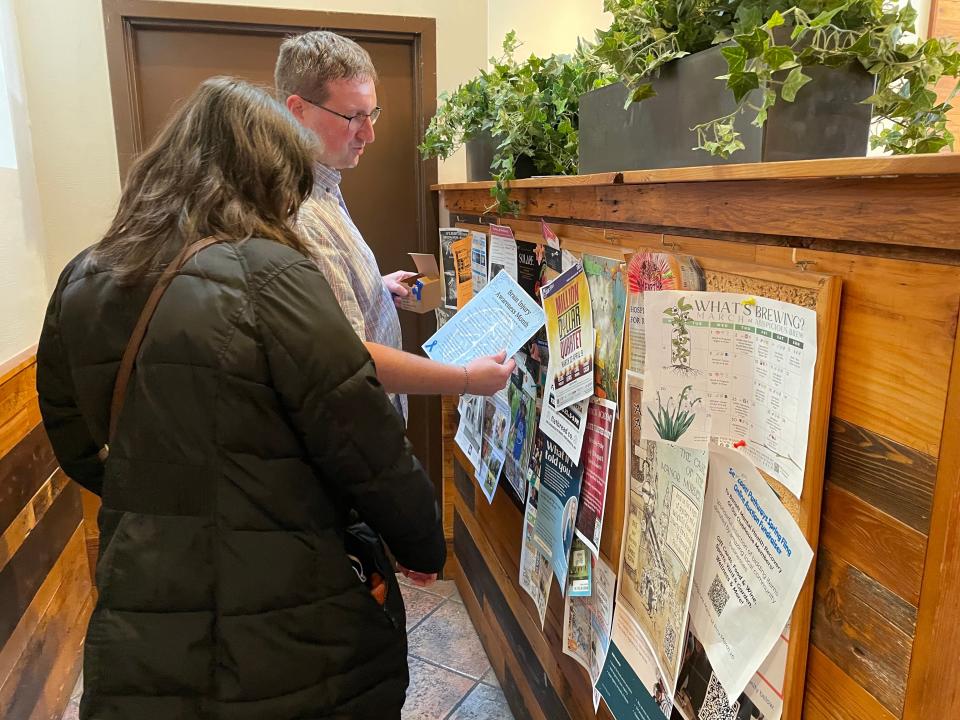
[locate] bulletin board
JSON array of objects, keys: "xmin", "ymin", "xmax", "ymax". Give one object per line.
[{"xmin": 455, "ymin": 220, "xmax": 841, "ymax": 720}]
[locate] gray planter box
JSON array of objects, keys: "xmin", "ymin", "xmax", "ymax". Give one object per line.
[
  {"xmin": 465, "ymin": 131, "xmax": 537, "ymax": 181},
  {"xmin": 578, "ymin": 44, "xmax": 876, "ymax": 173}
]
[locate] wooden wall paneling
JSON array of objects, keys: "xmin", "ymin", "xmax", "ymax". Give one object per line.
[
  {"xmin": 0, "ymin": 356, "xmax": 93, "ymax": 720},
  {"xmin": 818, "ymin": 483, "xmax": 926, "ymax": 607},
  {"xmin": 809, "ymin": 548, "xmax": 917, "ymax": 716},
  {"xmin": 0, "ymin": 527, "xmax": 92, "ymax": 720},
  {"xmin": 903, "ymin": 306, "xmax": 960, "ymax": 719},
  {"xmin": 440, "ymin": 395, "xmax": 458, "ymax": 576},
  {"xmin": 804, "ymin": 646, "xmax": 897, "ymax": 720},
  {"xmin": 752, "ymin": 245, "xmax": 960, "ymax": 458}
]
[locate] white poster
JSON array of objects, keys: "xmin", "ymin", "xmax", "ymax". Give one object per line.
[
  {"xmin": 538, "ymin": 380, "xmax": 589, "ymax": 463},
  {"xmin": 519, "ymin": 470, "xmax": 552, "ymax": 629},
  {"xmin": 488, "ymin": 223, "xmax": 518, "ymax": 282},
  {"xmin": 642, "ymin": 291, "xmax": 817, "ymax": 496},
  {"xmin": 563, "ymin": 556, "xmax": 617, "ymax": 710},
  {"xmin": 689, "ymin": 445, "xmax": 812, "ymax": 701}
]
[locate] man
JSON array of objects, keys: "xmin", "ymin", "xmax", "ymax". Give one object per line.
[{"xmin": 274, "ymin": 31, "xmax": 513, "ymax": 423}]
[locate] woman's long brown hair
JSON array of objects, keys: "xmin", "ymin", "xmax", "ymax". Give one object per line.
[{"xmin": 94, "ymin": 76, "xmax": 317, "ymax": 283}]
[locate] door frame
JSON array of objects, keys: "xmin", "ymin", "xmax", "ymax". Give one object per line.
[{"xmin": 100, "ymin": 0, "xmax": 444, "ymax": 515}]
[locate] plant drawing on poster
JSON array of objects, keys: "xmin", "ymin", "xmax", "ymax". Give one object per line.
[
  {"xmin": 583, "ymin": 253, "xmax": 628, "ymax": 400},
  {"xmin": 643, "ymin": 290, "xmax": 818, "ymax": 496},
  {"xmin": 621, "ymin": 372, "xmax": 709, "ymax": 695},
  {"xmin": 541, "ymin": 263, "xmax": 595, "ymax": 410},
  {"xmin": 626, "ymin": 252, "xmax": 705, "ymax": 376}
]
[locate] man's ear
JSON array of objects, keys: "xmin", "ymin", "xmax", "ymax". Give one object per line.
[{"xmin": 285, "ymin": 95, "xmax": 304, "ymax": 119}]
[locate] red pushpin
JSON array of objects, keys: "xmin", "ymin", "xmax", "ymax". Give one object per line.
[{"xmin": 733, "ymin": 440, "xmax": 747, "ymax": 449}]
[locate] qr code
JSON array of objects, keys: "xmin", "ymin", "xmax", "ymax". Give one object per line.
[
  {"xmin": 663, "ymin": 623, "xmax": 677, "ymax": 664},
  {"xmin": 698, "ymin": 673, "xmax": 739, "ymax": 720},
  {"xmin": 708, "ymin": 575, "xmax": 730, "ymax": 617}
]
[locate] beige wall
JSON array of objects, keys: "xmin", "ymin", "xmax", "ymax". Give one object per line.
[
  {"xmin": 487, "ymin": 0, "xmax": 609, "ymax": 59},
  {"xmin": 13, "ymin": 0, "xmax": 490, "ymax": 304},
  {"xmin": 0, "ymin": 0, "xmax": 48, "ymax": 361}
]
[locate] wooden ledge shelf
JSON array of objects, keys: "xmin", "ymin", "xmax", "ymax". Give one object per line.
[{"xmin": 432, "ymin": 153, "xmax": 960, "ymax": 191}]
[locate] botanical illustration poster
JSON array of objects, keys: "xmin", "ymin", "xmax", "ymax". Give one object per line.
[
  {"xmin": 583, "ymin": 253, "xmax": 628, "ymax": 401},
  {"xmin": 471, "ymin": 230, "xmax": 488, "ymax": 292},
  {"xmin": 520, "ymin": 467, "xmax": 552, "ymax": 629},
  {"xmin": 438, "ymin": 228, "xmax": 469, "ymax": 309},
  {"xmin": 622, "ymin": 370, "xmax": 709, "ymax": 694},
  {"xmin": 642, "ymin": 291, "xmax": 817, "ymax": 495},
  {"xmin": 476, "ymin": 392, "xmax": 511, "ymax": 503},
  {"xmin": 689, "ymin": 446, "xmax": 812, "ymax": 700},
  {"xmin": 625, "ymin": 252, "xmax": 705, "ymax": 376},
  {"xmin": 575, "ymin": 397, "xmax": 617, "ymax": 557},
  {"xmin": 488, "ymin": 223, "xmax": 518, "ymax": 282},
  {"xmin": 541, "ymin": 263, "xmax": 595, "ymax": 410},
  {"xmin": 533, "ymin": 433, "xmax": 585, "ymax": 595}
]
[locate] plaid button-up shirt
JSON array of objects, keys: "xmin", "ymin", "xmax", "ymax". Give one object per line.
[{"xmin": 297, "ymin": 163, "xmax": 407, "ymax": 421}]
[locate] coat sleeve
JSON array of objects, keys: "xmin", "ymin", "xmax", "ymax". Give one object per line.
[
  {"xmin": 36, "ymin": 264, "xmax": 105, "ymax": 496},
  {"xmin": 255, "ymin": 258, "xmax": 446, "ymax": 574}
]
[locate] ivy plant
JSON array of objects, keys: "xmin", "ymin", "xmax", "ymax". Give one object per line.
[
  {"xmin": 588, "ymin": 0, "xmax": 960, "ymax": 158},
  {"xmin": 420, "ymin": 32, "xmax": 616, "ymax": 213}
]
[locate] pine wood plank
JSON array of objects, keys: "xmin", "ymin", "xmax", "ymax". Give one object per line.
[
  {"xmin": 803, "ymin": 646, "xmax": 897, "ymax": 720},
  {"xmin": 819, "ymin": 483, "xmax": 926, "ymax": 607},
  {"xmin": 903, "ymin": 311, "xmax": 960, "ymax": 719}
]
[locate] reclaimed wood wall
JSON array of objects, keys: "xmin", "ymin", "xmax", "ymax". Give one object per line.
[
  {"xmin": 438, "ymin": 157, "xmax": 960, "ymax": 720},
  {"xmin": 0, "ymin": 350, "xmax": 93, "ymax": 720}
]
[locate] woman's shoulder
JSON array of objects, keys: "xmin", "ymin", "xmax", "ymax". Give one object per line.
[{"xmin": 231, "ymin": 237, "xmax": 315, "ymax": 279}]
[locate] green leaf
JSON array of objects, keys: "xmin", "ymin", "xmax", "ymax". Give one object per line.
[
  {"xmin": 721, "ymin": 45, "xmax": 748, "ymax": 73},
  {"xmin": 735, "ymin": 28, "xmax": 767, "ymax": 59},
  {"xmin": 727, "ymin": 71, "xmax": 760, "ymax": 103},
  {"xmin": 763, "ymin": 11, "xmax": 785, "ymax": 30},
  {"xmin": 763, "ymin": 45, "xmax": 796, "ymax": 71},
  {"xmin": 809, "ymin": 6, "xmax": 845, "ymax": 29},
  {"xmin": 630, "ymin": 83, "xmax": 657, "ymax": 102},
  {"xmin": 781, "ymin": 67, "xmax": 812, "ymax": 102}
]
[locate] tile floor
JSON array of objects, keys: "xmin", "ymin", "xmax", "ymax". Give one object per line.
[{"xmin": 61, "ymin": 575, "xmax": 514, "ymax": 720}]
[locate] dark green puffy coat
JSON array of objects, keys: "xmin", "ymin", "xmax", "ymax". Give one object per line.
[{"xmin": 37, "ymin": 238, "xmax": 446, "ymax": 719}]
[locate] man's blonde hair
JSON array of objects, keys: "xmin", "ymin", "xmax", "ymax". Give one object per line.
[{"xmin": 274, "ymin": 31, "xmax": 378, "ymax": 104}]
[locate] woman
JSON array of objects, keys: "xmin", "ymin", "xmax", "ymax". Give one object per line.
[{"xmin": 36, "ymin": 77, "xmax": 445, "ymax": 719}]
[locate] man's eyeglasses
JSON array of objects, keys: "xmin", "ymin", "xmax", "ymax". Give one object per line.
[{"xmin": 299, "ymin": 96, "xmax": 381, "ymax": 129}]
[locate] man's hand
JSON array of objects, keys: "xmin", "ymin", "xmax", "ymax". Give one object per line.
[
  {"xmin": 383, "ymin": 270, "xmax": 418, "ymax": 307},
  {"xmin": 397, "ymin": 563, "xmax": 438, "ymax": 588},
  {"xmin": 465, "ymin": 351, "xmax": 516, "ymax": 396}
]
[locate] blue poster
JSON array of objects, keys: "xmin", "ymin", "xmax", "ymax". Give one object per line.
[
  {"xmin": 422, "ymin": 270, "xmax": 545, "ymax": 365},
  {"xmin": 596, "ymin": 642, "xmax": 671, "ymax": 720},
  {"xmin": 533, "ymin": 433, "xmax": 584, "ymax": 596}
]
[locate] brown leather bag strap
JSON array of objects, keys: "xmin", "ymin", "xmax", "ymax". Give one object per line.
[{"xmin": 108, "ymin": 237, "xmax": 222, "ymax": 443}]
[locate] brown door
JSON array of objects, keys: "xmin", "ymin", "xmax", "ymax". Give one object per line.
[{"xmin": 102, "ymin": 1, "xmax": 442, "ymax": 502}]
